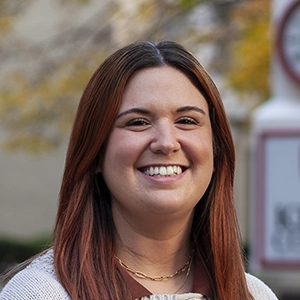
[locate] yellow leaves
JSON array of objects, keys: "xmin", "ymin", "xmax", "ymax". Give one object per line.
[
  {"xmin": 179, "ymin": 0, "xmax": 202, "ymax": 11},
  {"xmin": 0, "ymin": 15, "xmax": 13, "ymax": 33},
  {"xmin": 59, "ymin": 0, "xmax": 90, "ymax": 4},
  {"xmin": 0, "ymin": 50, "xmax": 105, "ymax": 153},
  {"xmin": 0, "ymin": 75, "xmax": 59, "ymax": 153},
  {"xmin": 0, "ymin": 0, "xmax": 273, "ymax": 153},
  {"xmin": 0, "ymin": 0, "xmax": 27, "ymax": 34},
  {"xmin": 230, "ymin": 0, "xmax": 270, "ymax": 29},
  {"xmin": 227, "ymin": 0, "xmax": 271, "ymax": 102}
]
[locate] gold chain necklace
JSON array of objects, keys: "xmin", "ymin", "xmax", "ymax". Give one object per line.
[{"xmin": 115, "ymin": 252, "xmax": 193, "ymax": 282}]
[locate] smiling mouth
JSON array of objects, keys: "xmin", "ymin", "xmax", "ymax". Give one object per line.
[{"xmin": 141, "ymin": 165, "xmax": 184, "ymax": 177}]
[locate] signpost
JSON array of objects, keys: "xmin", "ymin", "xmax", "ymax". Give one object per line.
[
  {"xmin": 251, "ymin": 0, "xmax": 300, "ymax": 296},
  {"xmin": 254, "ymin": 129, "xmax": 300, "ymax": 268}
]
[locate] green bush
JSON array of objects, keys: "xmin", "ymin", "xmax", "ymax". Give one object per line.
[{"xmin": 0, "ymin": 235, "xmax": 52, "ymax": 267}]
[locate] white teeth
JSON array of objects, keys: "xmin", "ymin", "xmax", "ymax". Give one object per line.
[
  {"xmin": 177, "ymin": 166, "xmax": 182, "ymax": 175},
  {"xmin": 149, "ymin": 166, "xmax": 154, "ymax": 175},
  {"xmin": 144, "ymin": 166, "xmax": 183, "ymax": 176},
  {"xmin": 167, "ymin": 166, "xmax": 173, "ymax": 174},
  {"xmin": 160, "ymin": 166, "xmax": 167, "ymax": 175}
]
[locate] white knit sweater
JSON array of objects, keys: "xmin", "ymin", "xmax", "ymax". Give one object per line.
[{"xmin": 0, "ymin": 250, "xmax": 278, "ymax": 300}]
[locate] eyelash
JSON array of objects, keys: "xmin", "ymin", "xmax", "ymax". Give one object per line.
[
  {"xmin": 126, "ymin": 117, "xmax": 198, "ymax": 127},
  {"xmin": 126, "ymin": 118, "xmax": 149, "ymax": 126},
  {"xmin": 176, "ymin": 117, "xmax": 198, "ymax": 125}
]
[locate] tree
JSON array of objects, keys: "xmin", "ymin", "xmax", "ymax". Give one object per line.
[
  {"xmin": 0, "ymin": 0, "xmax": 271, "ymax": 153},
  {"xmin": 227, "ymin": 0, "xmax": 271, "ymax": 102}
]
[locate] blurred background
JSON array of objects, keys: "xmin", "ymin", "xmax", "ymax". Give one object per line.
[{"xmin": 0, "ymin": 0, "xmax": 299, "ymax": 298}]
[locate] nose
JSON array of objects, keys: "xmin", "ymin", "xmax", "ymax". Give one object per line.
[{"xmin": 150, "ymin": 120, "xmax": 181, "ymax": 154}]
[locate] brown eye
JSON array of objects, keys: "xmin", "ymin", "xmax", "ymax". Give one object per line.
[
  {"xmin": 176, "ymin": 117, "xmax": 198, "ymax": 125},
  {"xmin": 126, "ymin": 119, "xmax": 150, "ymax": 126}
]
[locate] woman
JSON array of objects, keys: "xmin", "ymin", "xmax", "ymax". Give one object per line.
[{"xmin": 0, "ymin": 41, "xmax": 278, "ymax": 300}]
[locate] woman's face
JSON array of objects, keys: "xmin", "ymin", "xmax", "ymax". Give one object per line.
[{"xmin": 102, "ymin": 66, "xmax": 214, "ymax": 222}]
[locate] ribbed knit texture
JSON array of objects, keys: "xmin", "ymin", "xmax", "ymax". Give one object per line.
[
  {"xmin": 0, "ymin": 250, "xmax": 69, "ymax": 300},
  {"xmin": 0, "ymin": 250, "xmax": 278, "ymax": 300}
]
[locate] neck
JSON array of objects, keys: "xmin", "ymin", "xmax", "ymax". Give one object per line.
[
  {"xmin": 113, "ymin": 203, "xmax": 194, "ymax": 278},
  {"xmin": 116, "ymin": 250, "xmax": 194, "ymax": 294},
  {"xmin": 112, "ymin": 204, "xmax": 195, "ymax": 294}
]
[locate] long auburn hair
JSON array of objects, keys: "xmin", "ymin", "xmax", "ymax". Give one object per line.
[{"xmin": 53, "ymin": 41, "xmax": 253, "ymax": 300}]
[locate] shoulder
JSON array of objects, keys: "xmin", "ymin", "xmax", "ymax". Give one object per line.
[
  {"xmin": 245, "ymin": 273, "xmax": 278, "ymax": 300},
  {"xmin": 0, "ymin": 250, "xmax": 70, "ymax": 300}
]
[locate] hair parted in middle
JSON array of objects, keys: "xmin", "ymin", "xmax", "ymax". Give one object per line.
[{"xmin": 53, "ymin": 40, "xmax": 253, "ymax": 300}]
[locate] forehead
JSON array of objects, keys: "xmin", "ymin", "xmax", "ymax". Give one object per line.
[{"xmin": 120, "ymin": 66, "xmax": 208, "ymax": 110}]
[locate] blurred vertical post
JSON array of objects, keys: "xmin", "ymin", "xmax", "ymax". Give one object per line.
[{"xmin": 250, "ymin": 0, "xmax": 300, "ymax": 298}]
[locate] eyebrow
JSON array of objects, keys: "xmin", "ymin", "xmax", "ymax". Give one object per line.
[
  {"xmin": 176, "ymin": 106, "xmax": 206, "ymax": 115},
  {"xmin": 116, "ymin": 105, "xmax": 206, "ymax": 119},
  {"xmin": 116, "ymin": 108, "xmax": 151, "ymax": 119}
]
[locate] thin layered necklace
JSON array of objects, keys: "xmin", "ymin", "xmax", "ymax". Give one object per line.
[{"xmin": 115, "ymin": 250, "xmax": 194, "ymax": 293}]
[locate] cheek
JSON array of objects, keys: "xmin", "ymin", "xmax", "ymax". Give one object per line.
[
  {"xmin": 193, "ymin": 134, "xmax": 214, "ymax": 163},
  {"xmin": 102, "ymin": 133, "xmax": 137, "ymax": 170}
]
